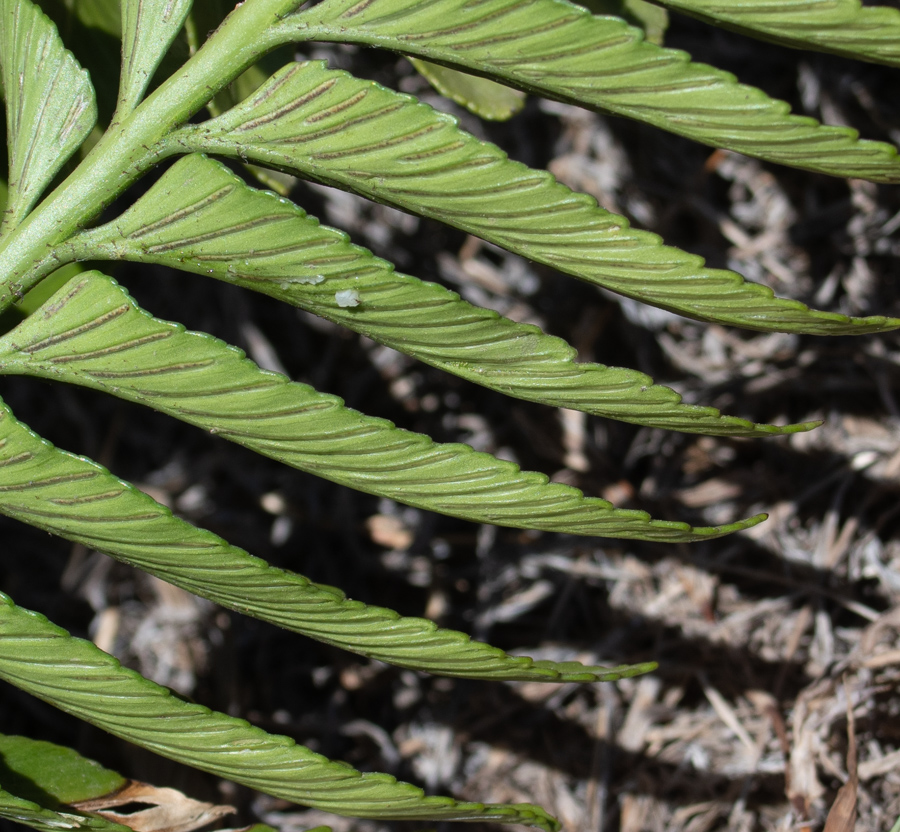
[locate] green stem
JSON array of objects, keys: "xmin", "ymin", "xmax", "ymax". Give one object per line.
[{"xmin": 0, "ymin": 0, "xmax": 302, "ymax": 312}]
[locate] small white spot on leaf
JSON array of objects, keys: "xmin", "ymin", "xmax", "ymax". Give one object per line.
[{"xmin": 335, "ymin": 289, "xmax": 360, "ymax": 307}]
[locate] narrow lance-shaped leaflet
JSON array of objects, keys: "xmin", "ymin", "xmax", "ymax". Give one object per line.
[
  {"xmin": 167, "ymin": 62, "xmax": 900, "ymax": 335},
  {"xmin": 0, "ymin": 0, "xmax": 97, "ymax": 232},
  {"xmin": 0, "ymin": 593, "xmax": 559, "ymax": 829},
  {"xmin": 116, "ymin": 0, "xmax": 194, "ymax": 119},
  {"xmin": 0, "ymin": 272, "xmax": 763, "ymax": 542},
  {"xmin": 652, "ymin": 0, "xmax": 900, "ymax": 68},
  {"xmin": 277, "ymin": 0, "xmax": 900, "ymax": 182},
  {"xmin": 0, "ymin": 397, "xmax": 652, "ymax": 681},
  {"xmin": 64, "ymin": 153, "xmax": 816, "ymax": 437}
]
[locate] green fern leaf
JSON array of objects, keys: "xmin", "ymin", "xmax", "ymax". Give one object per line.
[
  {"xmin": 408, "ymin": 58, "xmax": 526, "ymax": 120},
  {"xmin": 66, "ymin": 154, "xmax": 813, "ymax": 436},
  {"xmin": 0, "ymin": 787, "xmax": 130, "ymax": 832},
  {"xmin": 0, "ymin": 271, "xmax": 763, "ymax": 541},
  {"xmin": 0, "ymin": 593, "xmax": 559, "ymax": 829},
  {"xmin": 410, "ymin": 0, "xmax": 666, "ymax": 116},
  {"xmin": 580, "ymin": 0, "xmax": 669, "ymax": 45},
  {"xmin": 117, "ymin": 0, "xmax": 193, "ymax": 118},
  {"xmin": 654, "ymin": 0, "xmax": 900, "ymax": 68},
  {"xmin": 0, "ymin": 734, "xmax": 126, "ymax": 806},
  {"xmin": 168, "ymin": 61, "xmax": 898, "ymax": 335},
  {"xmin": 275, "ymin": 0, "xmax": 900, "ymax": 182},
  {"xmin": 0, "ymin": 0, "xmax": 97, "ymax": 232},
  {"xmin": 49, "ymin": 0, "xmax": 122, "ymax": 39},
  {"xmin": 0, "ymin": 397, "xmax": 652, "ymax": 681},
  {"xmin": 0, "ymin": 733, "xmax": 131, "ymax": 832}
]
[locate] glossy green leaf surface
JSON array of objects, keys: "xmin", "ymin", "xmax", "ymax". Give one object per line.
[
  {"xmin": 67, "ymin": 154, "xmax": 813, "ymax": 436},
  {"xmin": 0, "ymin": 735, "xmax": 125, "ymax": 806},
  {"xmin": 0, "ymin": 0, "xmax": 97, "ymax": 231},
  {"xmin": 655, "ymin": 0, "xmax": 900, "ymax": 67},
  {"xmin": 0, "ymin": 397, "xmax": 652, "ymax": 681},
  {"xmin": 0, "ymin": 593, "xmax": 559, "ymax": 829},
  {"xmin": 118, "ymin": 0, "xmax": 194, "ymax": 117},
  {"xmin": 0, "ymin": 272, "xmax": 761, "ymax": 541},
  {"xmin": 280, "ymin": 0, "xmax": 900, "ymax": 182},
  {"xmin": 0, "ymin": 734, "xmax": 130, "ymax": 832},
  {"xmin": 171, "ymin": 62, "xmax": 899, "ymax": 335}
]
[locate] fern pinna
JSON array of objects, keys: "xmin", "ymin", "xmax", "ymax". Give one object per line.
[{"xmin": 0, "ymin": 0, "xmax": 897, "ymax": 828}]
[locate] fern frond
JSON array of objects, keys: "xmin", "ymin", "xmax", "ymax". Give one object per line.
[
  {"xmin": 653, "ymin": 0, "xmax": 900, "ymax": 68},
  {"xmin": 0, "ymin": 593, "xmax": 559, "ymax": 829},
  {"xmin": 66, "ymin": 154, "xmax": 813, "ymax": 436},
  {"xmin": 169, "ymin": 63, "xmax": 899, "ymax": 335},
  {"xmin": 0, "ymin": 734, "xmax": 132, "ymax": 832},
  {"xmin": 0, "ymin": 786, "xmax": 130, "ymax": 832},
  {"xmin": 0, "ymin": 733, "xmax": 127, "ymax": 804},
  {"xmin": 0, "ymin": 734, "xmax": 131, "ymax": 832},
  {"xmin": 408, "ymin": 57, "xmax": 526, "ymax": 120},
  {"xmin": 117, "ymin": 0, "xmax": 193, "ymax": 118},
  {"xmin": 276, "ymin": 0, "xmax": 900, "ymax": 182},
  {"xmin": 0, "ymin": 398, "xmax": 651, "ymax": 681},
  {"xmin": 0, "ymin": 0, "xmax": 97, "ymax": 232},
  {"xmin": 0, "ymin": 272, "xmax": 762, "ymax": 541}
]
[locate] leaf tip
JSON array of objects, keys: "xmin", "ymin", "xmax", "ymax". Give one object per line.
[
  {"xmin": 785, "ymin": 419, "xmax": 824, "ymax": 434},
  {"xmin": 700, "ymin": 512, "xmax": 767, "ymax": 538},
  {"xmin": 591, "ymin": 660, "xmax": 659, "ymax": 681},
  {"xmin": 741, "ymin": 512, "xmax": 768, "ymax": 530}
]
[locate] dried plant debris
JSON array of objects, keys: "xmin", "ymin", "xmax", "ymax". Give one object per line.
[{"xmin": 73, "ymin": 783, "xmax": 236, "ymax": 832}]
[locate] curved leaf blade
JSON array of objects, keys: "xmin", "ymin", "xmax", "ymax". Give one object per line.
[
  {"xmin": 0, "ymin": 593, "xmax": 559, "ymax": 829},
  {"xmin": 118, "ymin": 0, "xmax": 194, "ymax": 118},
  {"xmin": 409, "ymin": 58, "xmax": 526, "ymax": 120},
  {"xmin": 53, "ymin": 0, "xmax": 121, "ymax": 38},
  {"xmin": 279, "ymin": 0, "xmax": 900, "ymax": 183},
  {"xmin": 170, "ymin": 62, "xmax": 899, "ymax": 335},
  {"xmin": 0, "ymin": 786, "xmax": 130, "ymax": 832},
  {"xmin": 0, "ymin": 0, "xmax": 98, "ymax": 231},
  {"xmin": 0, "ymin": 734, "xmax": 130, "ymax": 832},
  {"xmin": 0, "ymin": 272, "xmax": 762, "ymax": 541},
  {"xmin": 0, "ymin": 734, "xmax": 126, "ymax": 806},
  {"xmin": 654, "ymin": 0, "xmax": 900, "ymax": 68},
  {"xmin": 0, "ymin": 397, "xmax": 652, "ymax": 682},
  {"xmin": 67, "ymin": 154, "xmax": 814, "ymax": 436},
  {"xmin": 581, "ymin": 0, "xmax": 669, "ymax": 45}
]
